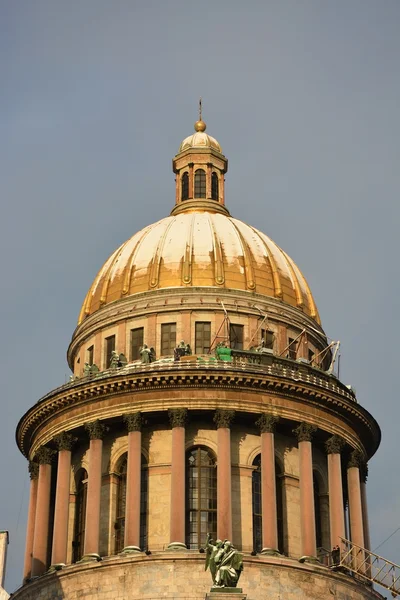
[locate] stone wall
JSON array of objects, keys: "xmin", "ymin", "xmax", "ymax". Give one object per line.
[{"xmin": 14, "ymin": 553, "xmax": 383, "ymax": 600}]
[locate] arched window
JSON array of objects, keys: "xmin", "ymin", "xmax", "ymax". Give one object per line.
[
  {"xmin": 181, "ymin": 172, "xmax": 189, "ymax": 201},
  {"xmin": 186, "ymin": 447, "xmax": 217, "ymax": 549},
  {"xmin": 115, "ymin": 454, "xmax": 148, "ymax": 553},
  {"xmin": 252, "ymin": 455, "xmax": 285, "ymax": 554},
  {"xmin": 211, "ymin": 172, "xmax": 219, "ymax": 201},
  {"xmin": 73, "ymin": 469, "xmax": 88, "ymax": 563},
  {"xmin": 194, "ymin": 169, "xmax": 206, "ymax": 198}
]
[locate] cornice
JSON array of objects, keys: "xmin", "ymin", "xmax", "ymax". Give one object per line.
[{"xmin": 16, "ymin": 363, "xmax": 380, "ymax": 460}]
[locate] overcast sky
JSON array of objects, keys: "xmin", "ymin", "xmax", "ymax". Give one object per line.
[{"xmin": 1, "ymin": 0, "xmax": 399, "ymax": 594}]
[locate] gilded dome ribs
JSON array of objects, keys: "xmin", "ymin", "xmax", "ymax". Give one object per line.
[
  {"xmin": 149, "ymin": 218, "xmax": 175, "ymax": 288},
  {"xmin": 208, "ymin": 214, "xmax": 225, "ymax": 286},
  {"xmin": 250, "ymin": 227, "xmax": 283, "ymax": 299},
  {"xmin": 100, "ymin": 245, "xmax": 126, "ymax": 305},
  {"xmin": 229, "ymin": 219, "xmax": 256, "ymax": 290},
  {"xmin": 281, "ymin": 249, "xmax": 304, "ymax": 309},
  {"xmin": 122, "ymin": 225, "xmax": 153, "ymax": 295},
  {"xmin": 182, "ymin": 213, "xmax": 195, "ymax": 285}
]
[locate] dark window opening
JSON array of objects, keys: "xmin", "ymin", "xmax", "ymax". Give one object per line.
[
  {"xmin": 194, "ymin": 169, "xmax": 206, "ymax": 198},
  {"xmin": 186, "ymin": 447, "xmax": 217, "ymax": 549},
  {"xmin": 261, "ymin": 329, "xmax": 275, "ymax": 350},
  {"xmin": 87, "ymin": 345, "xmax": 94, "ymax": 366},
  {"xmin": 73, "ymin": 469, "xmax": 88, "ymax": 563},
  {"xmin": 252, "ymin": 455, "xmax": 262, "ymax": 552},
  {"xmin": 131, "ymin": 327, "xmax": 144, "ymax": 361},
  {"xmin": 287, "ymin": 337, "xmax": 297, "ymax": 360},
  {"xmin": 230, "ymin": 324, "xmax": 244, "ymax": 350},
  {"xmin": 105, "ymin": 335, "xmax": 116, "ymax": 368},
  {"xmin": 308, "ymin": 348, "xmax": 315, "ymax": 364},
  {"xmin": 211, "ymin": 173, "xmax": 219, "ymax": 201},
  {"xmin": 252, "ymin": 456, "xmax": 284, "ymax": 554},
  {"xmin": 181, "ymin": 172, "xmax": 189, "ymax": 201},
  {"xmin": 195, "ymin": 322, "xmax": 211, "ymax": 354},
  {"xmin": 161, "ymin": 323, "xmax": 176, "ymax": 356},
  {"xmin": 314, "ymin": 475, "xmax": 323, "ymax": 549}
]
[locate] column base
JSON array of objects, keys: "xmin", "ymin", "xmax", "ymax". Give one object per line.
[
  {"xmin": 166, "ymin": 542, "xmax": 188, "ymax": 551},
  {"xmin": 120, "ymin": 545, "xmax": 141, "ymax": 554},
  {"xmin": 78, "ymin": 553, "xmax": 102, "ymax": 563},
  {"xmin": 298, "ymin": 555, "xmax": 320, "ymax": 564},
  {"xmin": 47, "ymin": 563, "xmax": 66, "ymax": 572},
  {"xmin": 260, "ymin": 547, "xmax": 281, "ymax": 556}
]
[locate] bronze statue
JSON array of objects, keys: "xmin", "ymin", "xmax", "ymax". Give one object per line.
[
  {"xmin": 140, "ymin": 344, "xmax": 156, "ymax": 363},
  {"xmin": 109, "ymin": 350, "xmax": 119, "ymax": 369},
  {"xmin": 205, "ymin": 534, "xmax": 243, "ymax": 589}
]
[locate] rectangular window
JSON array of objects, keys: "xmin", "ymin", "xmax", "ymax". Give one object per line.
[
  {"xmin": 261, "ymin": 329, "xmax": 275, "ymax": 350},
  {"xmin": 195, "ymin": 322, "xmax": 211, "ymax": 354},
  {"xmin": 130, "ymin": 327, "xmax": 144, "ymax": 361},
  {"xmin": 230, "ymin": 324, "xmax": 244, "ymax": 350},
  {"xmin": 86, "ymin": 345, "xmax": 94, "ymax": 366},
  {"xmin": 161, "ymin": 323, "xmax": 176, "ymax": 356},
  {"xmin": 287, "ymin": 337, "xmax": 297, "ymax": 360},
  {"xmin": 308, "ymin": 348, "xmax": 315, "ymax": 364},
  {"xmin": 105, "ymin": 335, "xmax": 116, "ymax": 368}
]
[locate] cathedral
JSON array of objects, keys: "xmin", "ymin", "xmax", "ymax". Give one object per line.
[{"xmin": 9, "ymin": 116, "xmax": 387, "ymax": 599}]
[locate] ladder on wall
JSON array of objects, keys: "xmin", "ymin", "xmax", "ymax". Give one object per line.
[{"xmin": 339, "ymin": 537, "xmax": 400, "ymax": 597}]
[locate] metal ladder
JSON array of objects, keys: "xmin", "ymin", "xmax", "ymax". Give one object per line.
[{"xmin": 339, "ymin": 537, "xmax": 399, "ymax": 597}]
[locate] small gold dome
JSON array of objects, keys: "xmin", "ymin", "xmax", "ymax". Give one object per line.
[
  {"xmin": 78, "ymin": 211, "xmax": 320, "ymax": 324},
  {"xmin": 179, "ymin": 121, "xmax": 222, "ymax": 153}
]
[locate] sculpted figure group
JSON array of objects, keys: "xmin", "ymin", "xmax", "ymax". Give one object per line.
[{"xmin": 205, "ymin": 534, "xmax": 243, "ymax": 589}]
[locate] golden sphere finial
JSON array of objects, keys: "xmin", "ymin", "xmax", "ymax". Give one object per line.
[{"xmin": 194, "ymin": 120, "xmax": 206, "ymax": 132}]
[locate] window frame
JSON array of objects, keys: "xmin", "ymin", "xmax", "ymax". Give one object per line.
[
  {"xmin": 130, "ymin": 327, "xmax": 144, "ymax": 361},
  {"xmin": 211, "ymin": 172, "xmax": 219, "ymax": 201},
  {"xmin": 195, "ymin": 321, "xmax": 211, "ymax": 354},
  {"xmin": 186, "ymin": 446, "xmax": 217, "ymax": 550},
  {"xmin": 161, "ymin": 323, "xmax": 177, "ymax": 357},
  {"xmin": 194, "ymin": 169, "xmax": 206, "ymax": 198},
  {"xmin": 105, "ymin": 335, "xmax": 116, "ymax": 369},
  {"xmin": 230, "ymin": 323, "xmax": 244, "ymax": 350},
  {"xmin": 181, "ymin": 172, "xmax": 189, "ymax": 201}
]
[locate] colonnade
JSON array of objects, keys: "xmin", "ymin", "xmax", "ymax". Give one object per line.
[{"xmin": 22, "ymin": 410, "xmax": 370, "ymax": 581}]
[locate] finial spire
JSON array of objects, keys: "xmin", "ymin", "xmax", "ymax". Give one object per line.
[{"xmin": 194, "ymin": 98, "xmax": 206, "ymax": 132}]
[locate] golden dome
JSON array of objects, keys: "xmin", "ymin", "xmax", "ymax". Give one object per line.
[
  {"xmin": 179, "ymin": 120, "xmax": 222, "ymax": 153},
  {"xmin": 78, "ymin": 210, "xmax": 320, "ymax": 324}
]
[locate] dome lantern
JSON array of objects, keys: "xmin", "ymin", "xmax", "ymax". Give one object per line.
[{"xmin": 172, "ymin": 101, "xmax": 228, "ymax": 216}]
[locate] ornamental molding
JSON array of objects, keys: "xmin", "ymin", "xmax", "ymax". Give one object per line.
[
  {"xmin": 214, "ymin": 409, "xmax": 235, "ymax": 429},
  {"xmin": 256, "ymin": 413, "xmax": 279, "ymax": 433},
  {"xmin": 124, "ymin": 412, "xmax": 142, "ymax": 432},
  {"xmin": 28, "ymin": 461, "xmax": 39, "ymax": 480},
  {"xmin": 293, "ymin": 422, "xmax": 317, "ymax": 442},
  {"xmin": 85, "ymin": 420, "xmax": 108, "ymax": 440},
  {"xmin": 35, "ymin": 446, "xmax": 56, "ymax": 465},
  {"xmin": 325, "ymin": 435, "xmax": 345, "ymax": 455},
  {"xmin": 16, "ymin": 365, "xmax": 380, "ymax": 460},
  {"xmin": 168, "ymin": 408, "xmax": 188, "ymax": 428},
  {"xmin": 54, "ymin": 432, "xmax": 77, "ymax": 451}
]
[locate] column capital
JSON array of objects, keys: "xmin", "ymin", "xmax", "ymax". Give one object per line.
[
  {"xmin": 28, "ymin": 461, "xmax": 39, "ymax": 480},
  {"xmin": 124, "ymin": 412, "xmax": 142, "ymax": 432},
  {"xmin": 325, "ymin": 435, "xmax": 345, "ymax": 455},
  {"xmin": 35, "ymin": 446, "xmax": 56, "ymax": 465},
  {"xmin": 347, "ymin": 449, "xmax": 363, "ymax": 469},
  {"xmin": 54, "ymin": 432, "xmax": 77, "ymax": 451},
  {"xmin": 214, "ymin": 409, "xmax": 235, "ymax": 429},
  {"xmin": 168, "ymin": 408, "xmax": 188, "ymax": 428},
  {"xmin": 85, "ymin": 420, "xmax": 108, "ymax": 440},
  {"xmin": 256, "ymin": 413, "xmax": 279, "ymax": 433},
  {"xmin": 360, "ymin": 461, "xmax": 368, "ymax": 483},
  {"xmin": 293, "ymin": 422, "xmax": 317, "ymax": 442}
]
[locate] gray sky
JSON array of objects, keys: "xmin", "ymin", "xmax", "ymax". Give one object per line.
[{"xmin": 1, "ymin": 0, "xmax": 399, "ymax": 593}]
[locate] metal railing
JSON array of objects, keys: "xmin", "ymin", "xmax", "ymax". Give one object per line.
[
  {"xmin": 339, "ymin": 538, "xmax": 400, "ymax": 597},
  {"xmin": 37, "ymin": 350, "xmax": 356, "ymax": 406}
]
